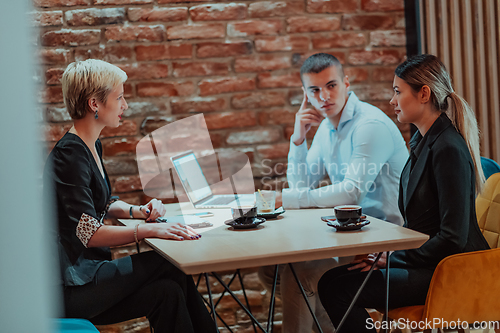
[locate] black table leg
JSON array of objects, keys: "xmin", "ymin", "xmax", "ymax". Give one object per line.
[
  {"xmin": 335, "ymin": 252, "xmax": 383, "ymax": 333},
  {"xmin": 204, "ymin": 273, "xmax": 219, "ymax": 333},
  {"xmin": 212, "ymin": 272, "xmax": 268, "ymax": 333},
  {"xmin": 288, "ymin": 263, "xmax": 324, "ymax": 333},
  {"xmin": 237, "ymin": 269, "xmax": 258, "ymax": 333},
  {"xmin": 267, "ymin": 264, "xmax": 279, "ymax": 332},
  {"xmin": 383, "ymin": 251, "xmax": 390, "ymax": 333}
]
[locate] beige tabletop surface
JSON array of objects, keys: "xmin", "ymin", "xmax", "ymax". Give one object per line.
[{"xmin": 118, "ymin": 203, "xmax": 428, "ymax": 275}]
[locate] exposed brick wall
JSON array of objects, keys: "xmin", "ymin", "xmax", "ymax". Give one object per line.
[{"xmin": 35, "ymin": 0, "xmax": 408, "ymax": 331}]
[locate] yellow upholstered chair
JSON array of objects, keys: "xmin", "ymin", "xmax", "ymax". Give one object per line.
[{"xmin": 387, "ymin": 173, "xmax": 500, "ymax": 333}]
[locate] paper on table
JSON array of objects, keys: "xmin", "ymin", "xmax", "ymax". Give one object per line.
[{"xmin": 159, "ymin": 215, "xmax": 207, "ymax": 225}]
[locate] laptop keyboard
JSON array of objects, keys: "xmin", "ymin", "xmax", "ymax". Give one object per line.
[{"xmin": 205, "ymin": 196, "xmax": 237, "ymax": 205}]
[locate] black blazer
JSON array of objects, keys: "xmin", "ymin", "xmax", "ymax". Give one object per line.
[
  {"xmin": 44, "ymin": 132, "xmax": 113, "ymax": 286},
  {"xmin": 390, "ymin": 113, "xmax": 489, "ymax": 269}
]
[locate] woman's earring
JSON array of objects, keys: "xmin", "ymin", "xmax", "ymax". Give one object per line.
[{"xmin": 94, "ymin": 109, "xmax": 98, "ymax": 119}]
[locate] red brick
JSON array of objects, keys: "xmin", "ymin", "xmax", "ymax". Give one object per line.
[
  {"xmin": 100, "ymin": 120, "xmax": 138, "ymax": 138},
  {"xmin": 234, "ymin": 54, "xmax": 291, "ymax": 73},
  {"xmin": 312, "ymin": 32, "xmax": 366, "ymax": 49},
  {"xmin": 344, "ymin": 67, "xmax": 369, "ymax": 83},
  {"xmin": 118, "ymin": 63, "xmax": 169, "ymax": 80},
  {"xmin": 75, "ymin": 45, "xmax": 134, "ymax": 62},
  {"xmin": 167, "ymin": 23, "xmax": 224, "ymax": 40},
  {"xmin": 255, "ymin": 36, "xmax": 309, "ymax": 52},
  {"xmin": 111, "ymin": 175, "xmax": 143, "ymax": 193},
  {"xmin": 94, "ymin": 0, "xmax": 153, "ymax": 4},
  {"xmin": 292, "ymin": 51, "xmax": 346, "ymax": 67},
  {"xmin": 41, "ymin": 29, "xmax": 101, "ymax": 47},
  {"xmin": 204, "ymin": 111, "xmax": 257, "ymax": 130},
  {"xmin": 44, "ymin": 124, "xmax": 72, "ymax": 142},
  {"xmin": 351, "ymin": 84, "xmax": 394, "ymax": 101},
  {"xmin": 128, "ymin": 7, "xmax": 188, "ymax": 22},
  {"xmin": 140, "ymin": 116, "xmax": 177, "ymax": 135},
  {"xmin": 124, "ymin": 83, "xmax": 134, "ymax": 98},
  {"xmin": 39, "ymin": 49, "xmax": 73, "ymax": 65},
  {"xmin": 197, "ymin": 41, "xmax": 252, "ymax": 58},
  {"xmin": 307, "ymin": 0, "xmax": 358, "ymax": 13},
  {"xmin": 370, "ymin": 31, "xmax": 406, "ymax": 47},
  {"xmin": 226, "ymin": 128, "xmax": 282, "ymax": 145},
  {"xmin": 172, "ymin": 61, "xmax": 228, "ymax": 77},
  {"xmin": 228, "ymin": 19, "xmax": 282, "ymax": 37},
  {"xmin": 31, "ymin": 11, "xmax": 63, "ymax": 27},
  {"xmin": 135, "ymin": 44, "xmax": 192, "ymax": 61},
  {"xmin": 158, "ymin": 0, "xmax": 205, "ymax": 3},
  {"xmin": 198, "ymin": 77, "xmax": 256, "ymax": 96},
  {"xmin": 124, "ymin": 101, "xmax": 165, "ymax": 117},
  {"xmin": 249, "ymin": 1, "xmax": 304, "ymax": 18},
  {"xmin": 372, "ymin": 66, "xmax": 396, "ymax": 81},
  {"xmin": 136, "ymin": 81, "xmax": 194, "ymax": 97},
  {"xmin": 257, "ymin": 72, "xmax": 301, "ymax": 88},
  {"xmin": 40, "ymin": 86, "xmax": 63, "ymax": 103},
  {"xmin": 45, "ymin": 105, "xmax": 72, "ymax": 122},
  {"xmin": 102, "ymin": 137, "xmax": 141, "ymax": 156},
  {"xmin": 66, "ymin": 8, "xmax": 125, "ymax": 26},
  {"xmin": 34, "ymin": 0, "xmax": 90, "ymax": 7},
  {"xmin": 343, "ymin": 14, "xmax": 395, "ymax": 30},
  {"xmin": 190, "ymin": 4, "xmax": 247, "ymax": 21},
  {"xmin": 286, "ymin": 16, "xmax": 340, "ymax": 33},
  {"xmin": 348, "ymin": 50, "xmax": 401, "ymax": 65},
  {"xmin": 45, "ymin": 68, "xmax": 64, "ymax": 85},
  {"xmin": 288, "ymin": 89, "xmax": 303, "ymax": 106},
  {"xmin": 361, "ymin": 0, "xmax": 404, "ymax": 12},
  {"xmin": 231, "ymin": 91, "xmax": 286, "ymax": 109},
  {"xmin": 258, "ymin": 108, "xmax": 296, "ymax": 125},
  {"xmin": 256, "ymin": 142, "xmax": 290, "ymax": 159},
  {"xmin": 102, "ymin": 158, "xmax": 138, "ymax": 176},
  {"xmin": 395, "ymin": 13, "xmax": 405, "ymax": 29},
  {"xmin": 170, "ymin": 97, "xmax": 226, "ymax": 114},
  {"xmin": 105, "ymin": 25, "xmax": 165, "ymax": 42}
]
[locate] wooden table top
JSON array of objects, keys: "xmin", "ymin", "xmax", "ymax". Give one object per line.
[{"xmin": 118, "ymin": 203, "xmax": 428, "ymax": 275}]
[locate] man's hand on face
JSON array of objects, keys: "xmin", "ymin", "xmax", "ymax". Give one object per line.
[{"xmin": 291, "ymin": 89, "xmax": 324, "ymax": 146}]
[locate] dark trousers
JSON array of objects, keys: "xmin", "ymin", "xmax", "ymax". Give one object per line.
[
  {"xmin": 317, "ymin": 264, "xmax": 434, "ymax": 333},
  {"xmin": 64, "ymin": 251, "xmax": 216, "ymax": 333}
]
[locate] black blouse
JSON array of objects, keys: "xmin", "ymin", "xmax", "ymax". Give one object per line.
[{"xmin": 44, "ymin": 132, "xmax": 114, "ymax": 286}]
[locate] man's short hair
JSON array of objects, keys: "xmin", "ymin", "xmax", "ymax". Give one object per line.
[
  {"xmin": 300, "ymin": 53, "xmax": 344, "ymax": 82},
  {"xmin": 61, "ymin": 59, "xmax": 127, "ymax": 120}
]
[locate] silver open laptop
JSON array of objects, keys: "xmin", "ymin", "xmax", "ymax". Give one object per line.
[{"xmin": 170, "ymin": 150, "xmax": 255, "ymax": 209}]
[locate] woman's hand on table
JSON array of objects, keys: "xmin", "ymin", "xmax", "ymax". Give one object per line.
[
  {"xmin": 145, "ymin": 223, "xmax": 201, "ymax": 241},
  {"xmin": 348, "ymin": 252, "xmax": 388, "ymax": 272},
  {"xmin": 141, "ymin": 198, "xmax": 166, "ymax": 222}
]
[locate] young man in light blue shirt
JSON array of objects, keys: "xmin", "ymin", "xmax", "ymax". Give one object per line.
[{"xmin": 259, "ymin": 53, "xmax": 409, "ymax": 333}]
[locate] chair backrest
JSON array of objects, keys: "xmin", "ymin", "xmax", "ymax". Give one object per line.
[
  {"xmin": 476, "ymin": 173, "xmax": 500, "ymax": 248},
  {"xmin": 480, "ymin": 156, "xmax": 500, "ymax": 180}
]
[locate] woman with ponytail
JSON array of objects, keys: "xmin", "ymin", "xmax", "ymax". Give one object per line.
[{"xmin": 317, "ymin": 54, "xmax": 490, "ymax": 333}]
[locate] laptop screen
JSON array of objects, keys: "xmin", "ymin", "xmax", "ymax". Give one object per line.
[{"xmin": 171, "ymin": 151, "xmax": 213, "ymax": 204}]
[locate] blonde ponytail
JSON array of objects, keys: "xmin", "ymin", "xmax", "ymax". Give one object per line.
[{"xmin": 448, "ymin": 92, "xmax": 485, "ymax": 193}]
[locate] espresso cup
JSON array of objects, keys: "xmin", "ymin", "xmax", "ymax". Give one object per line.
[
  {"xmin": 334, "ymin": 205, "xmax": 362, "ymax": 225},
  {"xmin": 231, "ymin": 206, "xmax": 257, "ymax": 222}
]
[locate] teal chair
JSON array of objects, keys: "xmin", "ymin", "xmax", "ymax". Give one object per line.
[
  {"xmin": 54, "ymin": 319, "xmax": 99, "ymax": 333},
  {"xmin": 481, "ymin": 156, "xmax": 500, "ymax": 180}
]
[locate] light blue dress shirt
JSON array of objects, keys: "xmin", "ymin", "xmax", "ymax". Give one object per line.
[{"xmin": 282, "ymin": 92, "xmax": 409, "ymax": 226}]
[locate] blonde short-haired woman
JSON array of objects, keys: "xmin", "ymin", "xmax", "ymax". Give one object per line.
[
  {"xmin": 317, "ymin": 54, "xmax": 490, "ymax": 333},
  {"xmin": 44, "ymin": 59, "xmax": 216, "ymax": 333}
]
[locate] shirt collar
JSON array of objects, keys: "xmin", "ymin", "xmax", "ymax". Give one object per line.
[{"xmin": 325, "ymin": 91, "xmax": 358, "ymax": 131}]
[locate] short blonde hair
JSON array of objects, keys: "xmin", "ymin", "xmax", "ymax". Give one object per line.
[{"xmin": 61, "ymin": 59, "xmax": 127, "ymax": 120}]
